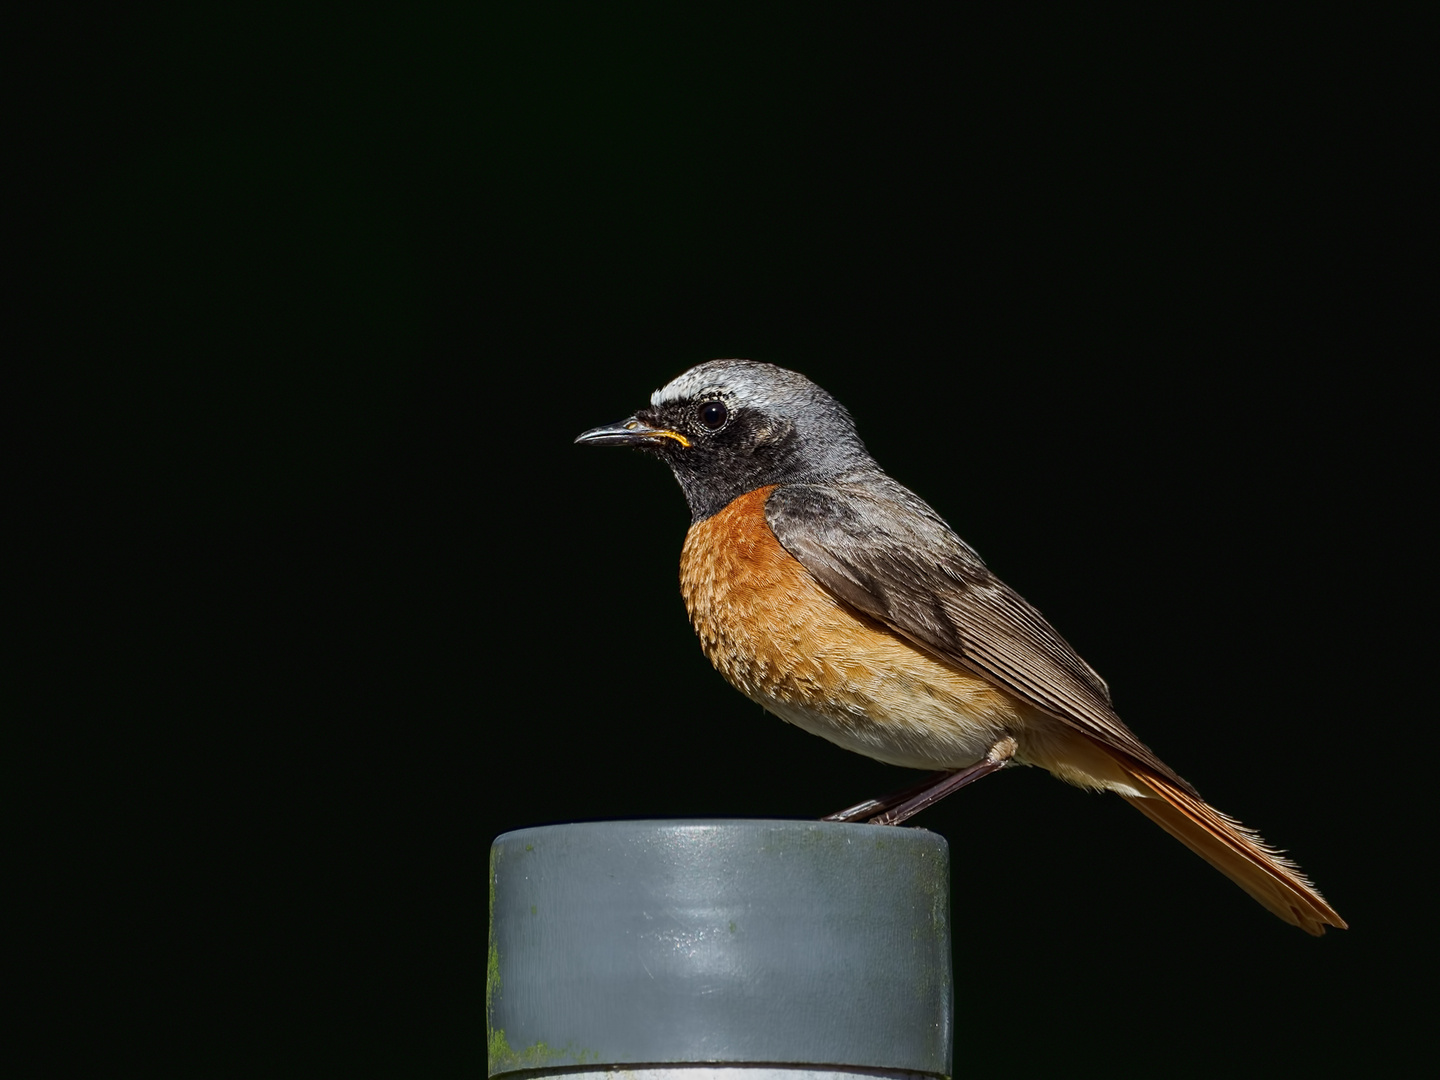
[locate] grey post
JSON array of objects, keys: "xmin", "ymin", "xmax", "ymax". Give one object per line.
[{"xmin": 488, "ymin": 819, "xmax": 952, "ymax": 1080}]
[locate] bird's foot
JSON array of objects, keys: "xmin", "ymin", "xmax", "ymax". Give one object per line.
[{"xmin": 822, "ymin": 737, "xmax": 1018, "ymax": 826}]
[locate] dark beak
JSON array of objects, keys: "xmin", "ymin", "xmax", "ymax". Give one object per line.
[{"xmin": 574, "ymin": 416, "xmax": 691, "ymax": 449}]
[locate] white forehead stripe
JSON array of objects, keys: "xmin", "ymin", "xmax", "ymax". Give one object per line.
[{"xmin": 651, "ymin": 367, "xmax": 732, "ymax": 407}]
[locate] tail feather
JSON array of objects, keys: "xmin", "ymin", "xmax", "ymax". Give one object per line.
[{"xmin": 1120, "ymin": 764, "xmax": 1346, "ymax": 936}]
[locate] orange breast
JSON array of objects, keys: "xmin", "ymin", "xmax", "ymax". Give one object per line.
[{"xmin": 678, "ymin": 485, "xmax": 1025, "ymax": 770}]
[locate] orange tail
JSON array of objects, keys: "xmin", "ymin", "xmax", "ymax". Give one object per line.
[{"xmin": 1120, "ymin": 764, "xmax": 1346, "ymax": 935}]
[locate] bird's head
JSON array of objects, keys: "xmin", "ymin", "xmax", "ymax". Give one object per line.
[{"xmin": 576, "ymin": 359, "xmax": 873, "ymax": 522}]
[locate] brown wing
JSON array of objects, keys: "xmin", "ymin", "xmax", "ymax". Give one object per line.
[{"xmin": 765, "ymin": 479, "xmax": 1195, "ymax": 793}]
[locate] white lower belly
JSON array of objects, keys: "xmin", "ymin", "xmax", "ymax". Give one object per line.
[{"xmin": 758, "ymin": 685, "xmax": 1023, "ymax": 772}]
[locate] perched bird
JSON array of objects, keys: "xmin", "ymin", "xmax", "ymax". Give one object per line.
[{"xmin": 576, "ymin": 358, "xmax": 1345, "ymax": 935}]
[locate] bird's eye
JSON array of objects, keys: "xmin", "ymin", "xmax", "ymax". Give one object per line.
[{"xmin": 698, "ymin": 400, "xmax": 728, "ymax": 430}]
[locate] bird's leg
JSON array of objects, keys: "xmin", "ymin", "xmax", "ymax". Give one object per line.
[
  {"xmin": 823, "ymin": 737, "xmax": 1018, "ymax": 827},
  {"xmin": 868, "ymin": 738, "xmax": 1014, "ymax": 825},
  {"xmin": 823, "ymin": 770, "xmax": 954, "ymax": 823}
]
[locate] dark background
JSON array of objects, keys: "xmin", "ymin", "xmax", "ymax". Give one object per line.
[{"xmin": 16, "ymin": 8, "xmax": 1431, "ymax": 1077}]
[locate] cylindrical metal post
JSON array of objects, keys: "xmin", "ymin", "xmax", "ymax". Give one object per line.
[{"xmin": 488, "ymin": 819, "xmax": 952, "ymax": 1079}]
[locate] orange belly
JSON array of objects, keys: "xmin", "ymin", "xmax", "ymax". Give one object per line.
[{"xmin": 679, "ymin": 485, "xmax": 1027, "ymax": 770}]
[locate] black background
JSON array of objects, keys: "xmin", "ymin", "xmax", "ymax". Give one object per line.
[{"xmin": 16, "ymin": 8, "xmax": 1431, "ymax": 1077}]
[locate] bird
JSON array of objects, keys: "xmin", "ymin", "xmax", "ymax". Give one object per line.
[{"xmin": 576, "ymin": 358, "xmax": 1345, "ymax": 935}]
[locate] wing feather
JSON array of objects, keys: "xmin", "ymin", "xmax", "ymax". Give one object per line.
[{"xmin": 765, "ymin": 479, "xmax": 1194, "ymax": 792}]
